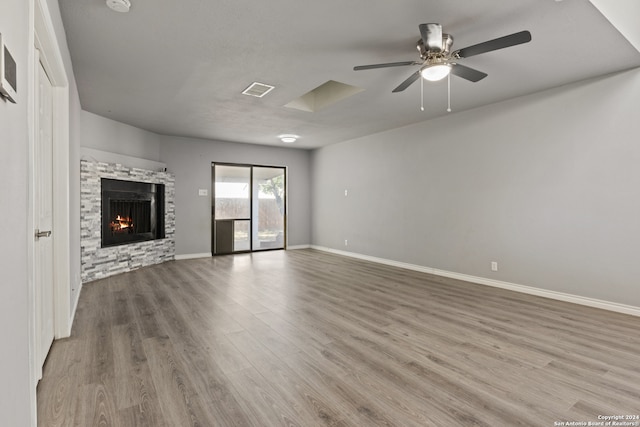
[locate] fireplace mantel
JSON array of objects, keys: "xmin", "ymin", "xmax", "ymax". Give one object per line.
[{"xmin": 80, "ymin": 160, "xmax": 175, "ymax": 283}]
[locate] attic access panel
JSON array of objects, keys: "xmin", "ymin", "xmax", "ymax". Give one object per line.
[{"xmin": 285, "ymin": 80, "xmax": 363, "ymax": 113}]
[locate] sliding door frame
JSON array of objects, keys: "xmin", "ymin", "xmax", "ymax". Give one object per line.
[{"xmin": 211, "ymin": 162, "xmax": 287, "ymax": 255}]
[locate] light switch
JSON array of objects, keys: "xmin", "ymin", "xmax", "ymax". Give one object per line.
[{"xmin": 198, "ymin": 189, "xmax": 208, "ymax": 196}]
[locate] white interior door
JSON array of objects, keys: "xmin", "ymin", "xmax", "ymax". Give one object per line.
[{"xmin": 34, "ymin": 57, "xmax": 55, "ymax": 380}]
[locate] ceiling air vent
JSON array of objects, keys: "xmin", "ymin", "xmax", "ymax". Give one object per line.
[{"xmin": 242, "ymin": 82, "xmax": 275, "ymax": 98}]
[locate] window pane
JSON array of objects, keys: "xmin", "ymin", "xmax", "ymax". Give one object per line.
[{"xmin": 214, "ymin": 165, "xmax": 250, "ymax": 219}]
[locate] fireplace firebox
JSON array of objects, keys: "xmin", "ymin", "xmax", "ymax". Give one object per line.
[{"xmin": 101, "ymin": 178, "xmax": 165, "ymax": 247}]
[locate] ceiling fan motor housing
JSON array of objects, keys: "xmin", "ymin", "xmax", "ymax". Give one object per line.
[
  {"xmin": 423, "ymin": 23, "xmax": 443, "ymax": 51},
  {"xmin": 418, "ymin": 34, "xmax": 454, "ymax": 60}
]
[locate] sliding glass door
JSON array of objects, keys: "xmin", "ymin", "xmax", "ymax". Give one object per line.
[
  {"xmin": 253, "ymin": 167, "xmax": 286, "ymax": 251},
  {"xmin": 212, "ymin": 163, "xmax": 286, "ymax": 255}
]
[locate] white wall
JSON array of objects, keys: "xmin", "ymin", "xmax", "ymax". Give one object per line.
[
  {"xmin": 590, "ymin": 0, "xmax": 640, "ymax": 52},
  {"xmin": 80, "ymin": 110, "xmax": 162, "ymax": 161},
  {"xmin": 43, "ymin": 0, "xmax": 83, "ymax": 321},
  {"xmin": 0, "ymin": 0, "xmax": 35, "ymax": 425},
  {"xmin": 312, "ymin": 68, "xmax": 640, "ymax": 308},
  {"xmin": 79, "ymin": 110, "xmax": 166, "ymax": 171},
  {"xmin": 160, "ymin": 136, "xmax": 312, "ymax": 255}
]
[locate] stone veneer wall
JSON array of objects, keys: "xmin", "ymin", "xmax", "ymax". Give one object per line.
[{"xmin": 80, "ymin": 160, "xmax": 175, "ymax": 283}]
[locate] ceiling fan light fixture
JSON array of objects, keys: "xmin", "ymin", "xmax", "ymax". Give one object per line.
[{"xmin": 420, "ymin": 63, "xmax": 451, "ymax": 82}]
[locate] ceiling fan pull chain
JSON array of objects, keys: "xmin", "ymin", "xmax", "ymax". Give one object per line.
[
  {"xmin": 447, "ymin": 72, "xmax": 452, "ymax": 113},
  {"xmin": 421, "ymin": 76, "xmax": 425, "ymax": 111}
]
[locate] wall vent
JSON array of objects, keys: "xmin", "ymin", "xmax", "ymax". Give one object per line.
[{"xmin": 242, "ymin": 82, "xmax": 275, "ymax": 98}]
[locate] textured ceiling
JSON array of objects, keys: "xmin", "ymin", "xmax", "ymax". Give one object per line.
[{"xmin": 58, "ymin": 0, "xmax": 640, "ymax": 149}]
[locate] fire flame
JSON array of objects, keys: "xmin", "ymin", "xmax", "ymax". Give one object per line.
[{"xmin": 110, "ymin": 215, "xmax": 134, "ymax": 233}]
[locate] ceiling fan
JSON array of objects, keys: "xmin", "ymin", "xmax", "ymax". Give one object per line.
[{"xmin": 354, "ymin": 23, "xmax": 532, "ymax": 93}]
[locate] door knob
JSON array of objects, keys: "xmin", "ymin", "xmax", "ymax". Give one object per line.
[{"xmin": 35, "ymin": 229, "xmax": 52, "ymax": 239}]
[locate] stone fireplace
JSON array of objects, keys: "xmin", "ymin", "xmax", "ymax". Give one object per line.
[{"xmin": 81, "ymin": 160, "xmax": 175, "ymax": 283}]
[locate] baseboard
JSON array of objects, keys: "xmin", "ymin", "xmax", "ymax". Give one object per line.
[
  {"xmin": 175, "ymin": 253, "xmax": 211, "ymax": 260},
  {"xmin": 68, "ymin": 282, "xmax": 82, "ymax": 337},
  {"xmin": 287, "ymin": 244, "xmax": 311, "ymax": 250},
  {"xmin": 310, "ymin": 246, "xmax": 640, "ymax": 317}
]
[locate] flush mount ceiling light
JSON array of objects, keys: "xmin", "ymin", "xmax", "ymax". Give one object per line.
[
  {"xmin": 106, "ymin": 0, "xmax": 131, "ymax": 12},
  {"xmin": 420, "ymin": 63, "xmax": 451, "ymax": 81},
  {"xmin": 242, "ymin": 82, "xmax": 275, "ymax": 98},
  {"xmin": 279, "ymin": 134, "xmax": 298, "ymax": 144}
]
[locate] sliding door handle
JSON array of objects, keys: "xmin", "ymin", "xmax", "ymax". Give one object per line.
[{"xmin": 35, "ymin": 229, "xmax": 52, "ymax": 239}]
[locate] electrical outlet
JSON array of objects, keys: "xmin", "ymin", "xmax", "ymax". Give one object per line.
[
  {"xmin": 491, "ymin": 261, "xmax": 498, "ymax": 272},
  {"xmin": 344, "ymin": 189, "xmax": 348, "ymax": 196},
  {"xmin": 198, "ymin": 189, "xmax": 208, "ymax": 196},
  {"xmin": 344, "ymin": 239, "xmax": 348, "ymax": 246}
]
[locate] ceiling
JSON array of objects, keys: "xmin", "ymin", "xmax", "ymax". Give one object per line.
[{"xmin": 58, "ymin": 0, "xmax": 640, "ymax": 149}]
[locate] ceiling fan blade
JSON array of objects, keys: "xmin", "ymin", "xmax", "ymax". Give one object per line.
[
  {"xmin": 419, "ymin": 23, "xmax": 443, "ymax": 52},
  {"xmin": 456, "ymin": 30, "xmax": 531, "ymax": 59},
  {"xmin": 450, "ymin": 63, "xmax": 487, "ymax": 82},
  {"xmin": 354, "ymin": 61, "xmax": 417, "ymax": 71},
  {"xmin": 392, "ymin": 71, "xmax": 421, "ymax": 93}
]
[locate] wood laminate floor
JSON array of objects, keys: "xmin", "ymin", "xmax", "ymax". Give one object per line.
[{"xmin": 37, "ymin": 249, "xmax": 640, "ymax": 426}]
